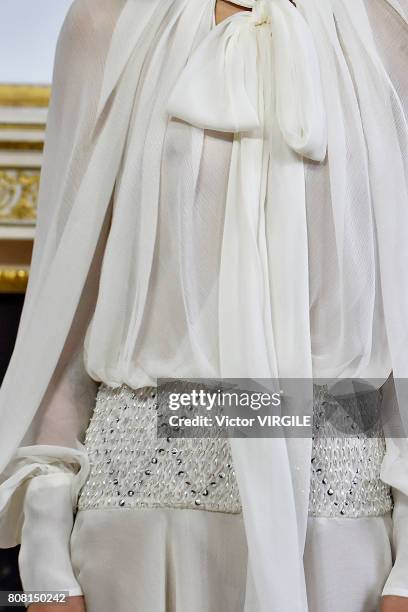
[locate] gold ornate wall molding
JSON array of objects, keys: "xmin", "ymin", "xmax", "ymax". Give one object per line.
[
  {"xmin": 0, "ymin": 169, "xmax": 40, "ymax": 224},
  {"xmin": 0, "ymin": 84, "xmax": 45, "ymax": 226},
  {"xmin": 0, "ymin": 84, "xmax": 50, "ymax": 108},
  {"xmin": 0, "ymin": 83, "xmax": 48, "ymax": 292},
  {"xmin": 0, "ymin": 266, "xmax": 29, "ymax": 293}
]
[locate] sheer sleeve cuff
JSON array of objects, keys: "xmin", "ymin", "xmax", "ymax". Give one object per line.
[
  {"xmin": 0, "ymin": 445, "xmax": 89, "ymax": 547},
  {"xmin": 0, "ymin": 446, "xmax": 89, "ymax": 597}
]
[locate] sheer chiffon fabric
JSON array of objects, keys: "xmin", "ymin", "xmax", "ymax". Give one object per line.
[{"xmin": 0, "ymin": 1, "xmax": 408, "ymax": 610}]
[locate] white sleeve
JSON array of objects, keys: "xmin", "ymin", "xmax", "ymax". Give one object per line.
[
  {"xmin": 0, "ymin": 447, "xmax": 90, "ymax": 596},
  {"xmin": 382, "ymin": 488, "xmax": 408, "ymax": 598},
  {"xmin": 0, "ymin": 244, "xmax": 107, "ymax": 593},
  {"xmin": 0, "ymin": 0, "xmax": 120, "ymax": 593},
  {"xmin": 362, "ymin": 1, "xmax": 408, "ymax": 599},
  {"xmin": 379, "ymin": 378, "xmax": 408, "ymax": 598}
]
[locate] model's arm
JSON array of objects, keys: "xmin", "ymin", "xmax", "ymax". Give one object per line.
[
  {"xmin": 0, "ymin": 1, "xmax": 124, "ymax": 610},
  {"xmin": 382, "ymin": 596, "xmax": 408, "ymax": 612},
  {"xmin": 365, "ymin": 2, "xmax": 408, "ymax": 608},
  {"xmin": 24, "ymin": 4, "xmax": 245, "ymax": 610},
  {"xmin": 28, "ymin": 601, "xmax": 85, "ymax": 612}
]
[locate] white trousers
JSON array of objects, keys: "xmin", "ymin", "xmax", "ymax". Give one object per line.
[{"xmin": 70, "ymin": 507, "xmax": 393, "ymax": 612}]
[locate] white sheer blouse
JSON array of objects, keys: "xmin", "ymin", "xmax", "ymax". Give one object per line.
[
  {"xmin": 1, "ymin": 0, "xmax": 408, "ymax": 610},
  {"xmin": 83, "ymin": 124, "xmax": 234, "ymax": 388}
]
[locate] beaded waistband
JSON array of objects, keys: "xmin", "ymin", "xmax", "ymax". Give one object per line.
[{"xmin": 77, "ymin": 383, "xmax": 393, "ymax": 517}]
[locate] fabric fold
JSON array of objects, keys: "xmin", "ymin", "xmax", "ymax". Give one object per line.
[
  {"xmin": 168, "ymin": 0, "xmax": 327, "ymax": 161},
  {"xmin": 164, "ymin": 3, "xmax": 327, "ymax": 611},
  {"xmin": 168, "ymin": 3, "xmax": 324, "ymax": 609},
  {"xmin": 93, "ymin": 0, "xmax": 167, "ymax": 124},
  {"xmin": 19, "ymin": 473, "xmax": 84, "ymax": 597},
  {"xmin": 167, "ymin": 14, "xmax": 260, "ymax": 133},
  {"xmin": 0, "ymin": 445, "xmax": 89, "ymax": 548}
]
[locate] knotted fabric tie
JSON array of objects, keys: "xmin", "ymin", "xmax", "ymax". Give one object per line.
[{"xmin": 167, "ymin": 0, "xmax": 327, "ymax": 161}]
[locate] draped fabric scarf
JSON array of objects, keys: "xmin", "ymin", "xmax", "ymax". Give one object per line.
[{"xmin": 0, "ymin": 1, "xmax": 408, "ymax": 610}]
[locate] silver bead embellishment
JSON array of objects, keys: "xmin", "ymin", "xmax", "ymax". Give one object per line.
[
  {"xmin": 77, "ymin": 382, "xmax": 393, "ymax": 518},
  {"xmin": 308, "ymin": 385, "xmax": 393, "ymax": 518},
  {"xmin": 77, "ymin": 383, "xmax": 241, "ymax": 514}
]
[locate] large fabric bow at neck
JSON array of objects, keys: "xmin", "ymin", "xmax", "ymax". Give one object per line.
[{"xmin": 167, "ymin": 0, "xmax": 328, "ymax": 162}]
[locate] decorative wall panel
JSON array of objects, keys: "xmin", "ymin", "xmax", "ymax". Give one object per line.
[{"xmin": 0, "ymin": 84, "xmax": 49, "ymax": 293}]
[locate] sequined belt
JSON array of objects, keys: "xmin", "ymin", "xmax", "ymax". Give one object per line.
[{"xmin": 77, "ymin": 383, "xmax": 393, "ymax": 517}]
